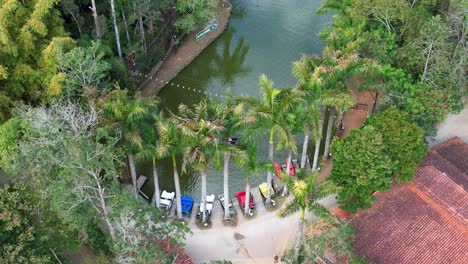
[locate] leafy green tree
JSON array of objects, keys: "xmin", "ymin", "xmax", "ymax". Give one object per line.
[
  {"xmin": 0, "ymin": 117, "xmax": 25, "ymax": 169},
  {"xmin": 57, "ymin": 41, "xmax": 112, "ymax": 99},
  {"xmin": 302, "ymin": 217, "xmax": 366, "ymax": 264},
  {"xmin": 365, "ymin": 108, "xmax": 428, "ymax": 182},
  {"xmin": 5, "ymin": 102, "xmax": 189, "ymax": 263},
  {"xmin": 175, "ymin": 0, "xmax": 218, "ymax": 33},
  {"xmin": 0, "ymin": 0, "xmax": 74, "ymax": 121},
  {"xmin": 278, "ymin": 170, "xmax": 336, "ymax": 261},
  {"xmin": 353, "ymin": 0, "xmax": 409, "ymax": 33},
  {"xmin": 329, "ymin": 126, "xmax": 393, "ymax": 212},
  {"xmin": 0, "ymin": 182, "xmax": 71, "ymax": 263}
]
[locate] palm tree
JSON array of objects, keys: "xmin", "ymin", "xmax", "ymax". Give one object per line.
[
  {"xmin": 238, "ymin": 145, "xmax": 270, "ymax": 215},
  {"xmin": 173, "ymin": 99, "xmax": 224, "ymax": 224},
  {"xmin": 322, "ymin": 90, "xmax": 356, "ymax": 159},
  {"xmin": 136, "ymin": 118, "xmax": 163, "ymax": 207},
  {"xmin": 237, "ymin": 75, "xmax": 301, "ymax": 205},
  {"xmin": 102, "ymin": 90, "xmax": 158, "ymax": 196},
  {"xmin": 213, "ymin": 99, "xmax": 246, "ymax": 220},
  {"xmin": 155, "ymin": 116, "xmax": 185, "ymax": 219},
  {"xmin": 319, "ymin": 48, "xmax": 380, "ymax": 159},
  {"xmin": 291, "ymin": 55, "xmax": 324, "ymax": 171},
  {"xmin": 278, "ymin": 169, "xmax": 337, "ymax": 261}
]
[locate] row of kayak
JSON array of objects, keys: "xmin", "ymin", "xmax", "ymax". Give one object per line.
[
  {"xmin": 157, "ymin": 182, "xmax": 275, "ymax": 218},
  {"xmin": 157, "ymin": 156, "xmax": 308, "ymax": 219}
]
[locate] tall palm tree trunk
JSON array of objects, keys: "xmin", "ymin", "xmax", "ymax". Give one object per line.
[
  {"xmin": 244, "ymin": 178, "xmax": 251, "ymax": 215},
  {"xmin": 313, "ymin": 108, "xmax": 325, "ymax": 170},
  {"xmin": 173, "ymin": 155, "xmax": 182, "ymax": 219},
  {"xmin": 293, "ymin": 208, "xmax": 305, "ymax": 260},
  {"xmin": 201, "ymin": 170, "xmax": 208, "ymax": 223},
  {"xmin": 283, "ymin": 151, "xmax": 292, "ymax": 196},
  {"xmin": 266, "ymin": 129, "xmax": 274, "ymax": 205},
  {"xmin": 223, "ymin": 153, "xmax": 230, "ymax": 220},
  {"xmin": 128, "ymin": 154, "xmax": 138, "ymax": 196},
  {"xmin": 90, "ymin": 0, "xmax": 101, "ymax": 38},
  {"xmin": 300, "ymin": 126, "xmax": 310, "ymax": 170},
  {"xmin": 121, "ymin": 11, "xmax": 131, "ymax": 45},
  {"xmin": 151, "ymin": 158, "xmax": 161, "ymax": 207},
  {"xmin": 110, "ymin": 0, "xmax": 122, "ymax": 59},
  {"xmin": 323, "ymin": 107, "xmax": 336, "ymax": 159}
]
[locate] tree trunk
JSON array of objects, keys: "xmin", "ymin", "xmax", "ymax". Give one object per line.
[
  {"xmin": 201, "ymin": 170, "xmax": 208, "ymax": 223},
  {"xmin": 422, "ymin": 42, "xmax": 434, "ymax": 81},
  {"xmin": 151, "ymin": 158, "xmax": 161, "ymax": 207},
  {"xmin": 90, "ymin": 0, "xmax": 101, "ymax": 38},
  {"xmin": 323, "ymin": 107, "xmax": 336, "ymax": 159},
  {"xmin": 173, "ymin": 155, "xmax": 182, "ymax": 219},
  {"xmin": 93, "ymin": 172, "xmax": 116, "ymax": 242},
  {"xmin": 138, "ymin": 7, "xmax": 147, "ymax": 54},
  {"xmin": 312, "ymin": 137, "xmax": 321, "ymax": 171},
  {"xmin": 293, "ymin": 208, "xmax": 305, "ymax": 261},
  {"xmin": 313, "ymin": 108, "xmax": 325, "ymax": 170},
  {"xmin": 266, "ymin": 129, "xmax": 274, "ymax": 205},
  {"xmin": 282, "ymin": 151, "xmax": 292, "ymax": 196},
  {"xmin": 223, "ymin": 153, "xmax": 230, "ymax": 220},
  {"xmin": 128, "ymin": 154, "xmax": 138, "ymax": 196},
  {"xmin": 121, "ymin": 11, "xmax": 131, "ymax": 46},
  {"xmin": 244, "ymin": 179, "xmax": 251, "ymax": 215},
  {"xmin": 300, "ymin": 126, "xmax": 310, "ymax": 170},
  {"xmin": 110, "ymin": 0, "xmax": 122, "ymax": 59}
]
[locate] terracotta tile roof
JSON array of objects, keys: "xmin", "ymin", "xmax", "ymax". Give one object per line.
[{"xmin": 351, "ymin": 137, "xmax": 468, "ymax": 264}]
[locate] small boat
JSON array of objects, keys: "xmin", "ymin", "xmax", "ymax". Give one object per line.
[
  {"xmin": 259, "ymin": 182, "xmax": 277, "ymax": 206},
  {"xmin": 181, "ymin": 196, "xmax": 194, "ymax": 215},
  {"xmin": 274, "ymin": 162, "xmax": 283, "ymax": 177},
  {"xmin": 160, "ymin": 190, "xmax": 175, "ymax": 210},
  {"xmin": 259, "ymin": 182, "xmax": 276, "ymax": 198},
  {"xmin": 198, "ymin": 194, "xmax": 215, "ymax": 215},
  {"xmin": 282, "ymin": 158, "xmax": 296, "ymax": 176},
  {"xmin": 235, "ymin": 191, "xmax": 255, "ymax": 216},
  {"xmin": 218, "ymin": 194, "xmax": 237, "ymax": 215}
]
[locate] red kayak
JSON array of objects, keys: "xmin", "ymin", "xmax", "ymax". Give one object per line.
[
  {"xmin": 274, "ymin": 162, "xmax": 282, "ymax": 177},
  {"xmin": 285, "ymin": 158, "xmax": 295, "ymax": 176}
]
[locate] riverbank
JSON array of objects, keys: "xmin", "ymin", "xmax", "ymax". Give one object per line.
[{"xmin": 141, "ymin": 3, "xmax": 232, "ymax": 97}]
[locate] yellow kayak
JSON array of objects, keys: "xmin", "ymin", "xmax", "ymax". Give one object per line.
[{"xmin": 259, "ymin": 182, "xmax": 275, "ymax": 198}]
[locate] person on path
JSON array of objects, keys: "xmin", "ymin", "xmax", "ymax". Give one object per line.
[{"xmin": 274, "ymin": 255, "xmax": 279, "ymax": 263}]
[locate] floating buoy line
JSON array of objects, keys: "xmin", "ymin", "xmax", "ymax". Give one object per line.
[{"xmin": 140, "ymin": 75, "xmax": 228, "ymax": 99}]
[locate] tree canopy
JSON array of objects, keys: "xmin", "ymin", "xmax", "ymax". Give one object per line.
[{"xmin": 330, "ymin": 126, "xmax": 393, "ymax": 212}]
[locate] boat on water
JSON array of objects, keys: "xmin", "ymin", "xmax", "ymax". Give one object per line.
[
  {"xmin": 235, "ymin": 191, "xmax": 255, "ymax": 216},
  {"xmin": 181, "ymin": 196, "xmax": 194, "ymax": 215},
  {"xmin": 160, "ymin": 190, "xmax": 175, "ymax": 210}
]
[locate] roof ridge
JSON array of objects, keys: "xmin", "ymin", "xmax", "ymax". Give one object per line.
[{"xmin": 406, "ymin": 182, "xmax": 468, "ymax": 236}]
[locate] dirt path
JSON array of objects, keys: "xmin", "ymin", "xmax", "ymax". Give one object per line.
[
  {"xmin": 141, "ymin": 3, "xmax": 232, "ymax": 97},
  {"xmin": 428, "ymin": 101, "xmax": 468, "ymax": 146},
  {"xmin": 183, "ymin": 188, "xmax": 338, "ymax": 264}
]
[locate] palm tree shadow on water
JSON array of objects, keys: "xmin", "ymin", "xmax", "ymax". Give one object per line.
[
  {"xmin": 212, "ymin": 28, "xmax": 251, "ymax": 85},
  {"xmin": 159, "ymin": 26, "xmax": 251, "ymax": 112}
]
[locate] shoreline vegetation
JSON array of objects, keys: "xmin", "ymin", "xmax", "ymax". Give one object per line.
[
  {"xmin": 141, "ymin": 3, "xmax": 233, "ymax": 97},
  {"xmin": 0, "ymin": 0, "xmax": 466, "ymax": 263}
]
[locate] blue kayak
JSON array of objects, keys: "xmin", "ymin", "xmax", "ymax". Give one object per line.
[{"xmin": 181, "ymin": 196, "xmax": 194, "ymax": 215}]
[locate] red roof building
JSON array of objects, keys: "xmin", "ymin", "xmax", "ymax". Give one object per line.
[{"xmin": 351, "ymin": 137, "xmax": 468, "ymax": 264}]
